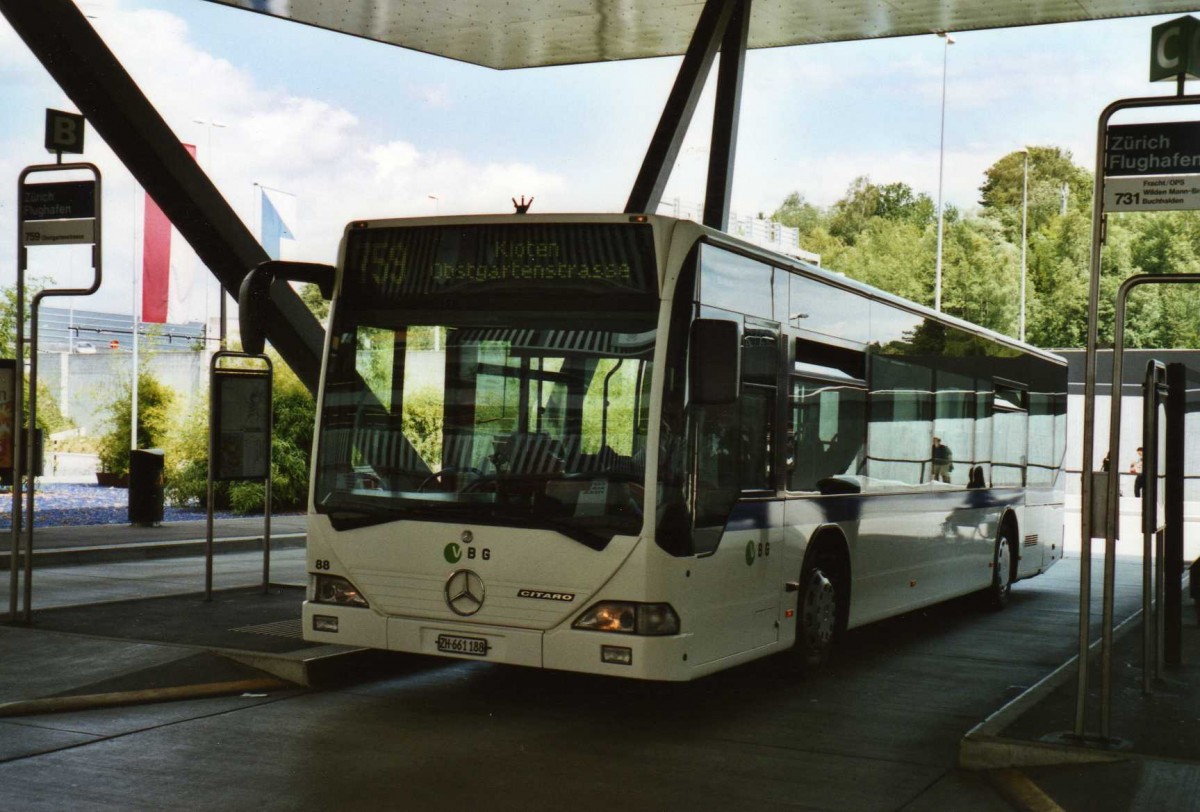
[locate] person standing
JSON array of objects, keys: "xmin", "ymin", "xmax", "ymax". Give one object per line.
[
  {"xmin": 931, "ymin": 436, "xmax": 953, "ymax": 483},
  {"xmin": 1130, "ymin": 447, "xmax": 1144, "ymax": 498}
]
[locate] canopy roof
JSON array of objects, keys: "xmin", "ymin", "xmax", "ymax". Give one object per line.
[{"xmin": 203, "ymin": 0, "xmax": 1200, "ymax": 69}]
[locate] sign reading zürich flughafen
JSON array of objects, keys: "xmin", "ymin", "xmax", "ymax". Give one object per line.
[{"xmin": 1104, "ymin": 121, "xmax": 1200, "ymax": 212}]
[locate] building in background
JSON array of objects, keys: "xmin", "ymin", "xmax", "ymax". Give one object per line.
[{"xmin": 36, "ymin": 306, "xmax": 210, "ymax": 446}]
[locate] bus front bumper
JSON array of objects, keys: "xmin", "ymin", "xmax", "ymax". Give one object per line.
[{"xmin": 303, "ymin": 601, "xmax": 695, "ymax": 679}]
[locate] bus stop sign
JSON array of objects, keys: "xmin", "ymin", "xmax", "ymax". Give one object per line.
[{"xmin": 44, "ymin": 109, "xmax": 85, "ymax": 155}]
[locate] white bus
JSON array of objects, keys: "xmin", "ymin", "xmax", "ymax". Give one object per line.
[{"xmin": 276, "ymin": 213, "xmax": 1065, "ymax": 680}]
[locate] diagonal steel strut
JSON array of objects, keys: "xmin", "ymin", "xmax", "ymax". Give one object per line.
[{"xmin": 625, "ymin": 0, "xmax": 737, "ymax": 222}]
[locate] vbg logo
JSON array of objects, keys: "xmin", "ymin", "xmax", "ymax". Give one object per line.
[{"xmin": 444, "ymin": 541, "xmax": 492, "ymax": 563}]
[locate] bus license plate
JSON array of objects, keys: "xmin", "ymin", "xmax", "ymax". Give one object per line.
[{"xmin": 436, "ymin": 634, "xmax": 489, "ymax": 656}]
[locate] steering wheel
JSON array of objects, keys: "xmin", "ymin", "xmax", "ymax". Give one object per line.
[{"xmin": 418, "ymin": 467, "xmax": 483, "ymax": 492}]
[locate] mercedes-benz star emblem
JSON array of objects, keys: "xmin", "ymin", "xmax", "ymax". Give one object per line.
[{"xmin": 445, "ymin": 569, "xmax": 486, "ymax": 616}]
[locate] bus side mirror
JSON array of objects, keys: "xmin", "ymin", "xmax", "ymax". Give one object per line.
[
  {"xmin": 691, "ymin": 318, "xmax": 740, "ymax": 405},
  {"xmin": 239, "ymin": 260, "xmax": 335, "ymax": 355}
]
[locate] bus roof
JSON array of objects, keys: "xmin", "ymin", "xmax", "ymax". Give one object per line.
[
  {"xmin": 690, "ymin": 218, "xmax": 1069, "ymax": 368},
  {"xmin": 340, "ymin": 212, "xmax": 1066, "ymax": 367},
  {"xmin": 200, "ymin": 1, "xmax": 1194, "ymax": 70}
]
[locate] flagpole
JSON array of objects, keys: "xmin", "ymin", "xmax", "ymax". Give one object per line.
[{"xmin": 132, "ymin": 192, "xmax": 140, "ymax": 455}]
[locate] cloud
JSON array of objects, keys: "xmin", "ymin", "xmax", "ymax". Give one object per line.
[
  {"xmin": 415, "ymin": 84, "xmax": 453, "ymax": 109},
  {"xmin": 0, "ymin": 1, "xmax": 570, "ymax": 313}
]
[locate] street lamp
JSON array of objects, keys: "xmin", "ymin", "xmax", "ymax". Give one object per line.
[
  {"xmin": 428, "ymin": 194, "xmax": 440, "ymax": 214},
  {"xmin": 1019, "ymin": 148, "xmax": 1030, "ymax": 343},
  {"xmin": 934, "ymin": 31, "xmax": 954, "ymax": 312}
]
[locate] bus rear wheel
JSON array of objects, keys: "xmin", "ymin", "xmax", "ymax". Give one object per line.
[
  {"xmin": 795, "ymin": 558, "xmax": 839, "ymax": 669},
  {"xmin": 984, "ymin": 531, "xmax": 1014, "ymax": 611}
]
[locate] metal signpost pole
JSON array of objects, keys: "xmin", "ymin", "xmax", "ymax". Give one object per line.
[
  {"xmin": 14, "ymin": 149, "xmax": 100, "ymax": 622},
  {"xmin": 260, "ymin": 356, "xmax": 273, "ymax": 594},
  {"xmin": 1076, "ymin": 14, "xmax": 1200, "ymax": 740},
  {"xmin": 208, "ymin": 350, "xmax": 272, "ymax": 600},
  {"xmin": 206, "ymin": 351, "xmax": 216, "ymax": 602}
]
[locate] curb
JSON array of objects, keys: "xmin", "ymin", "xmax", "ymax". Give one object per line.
[
  {"xmin": 219, "ymin": 645, "xmax": 372, "ymax": 687},
  {"xmin": 0, "ymin": 677, "xmax": 293, "ymax": 718},
  {"xmin": 0, "ymin": 533, "xmax": 305, "ymax": 570},
  {"xmin": 959, "ymin": 612, "xmax": 1143, "ymax": 770}
]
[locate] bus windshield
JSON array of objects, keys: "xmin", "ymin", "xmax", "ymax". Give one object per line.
[{"xmin": 314, "ymin": 313, "xmax": 656, "ymax": 548}]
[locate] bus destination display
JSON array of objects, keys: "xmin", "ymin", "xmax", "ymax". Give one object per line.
[{"xmin": 342, "ymin": 222, "xmax": 657, "ymax": 307}]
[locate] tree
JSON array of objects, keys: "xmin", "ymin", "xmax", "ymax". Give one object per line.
[
  {"xmin": 300, "ymin": 282, "xmax": 330, "ymax": 322},
  {"xmin": 828, "ymin": 177, "xmax": 936, "ymax": 244},
  {"xmin": 828, "ymin": 217, "xmax": 934, "ymax": 305},
  {"xmin": 772, "ymin": 191, "xmax": 826, "ymax": 237},
  {"xmin": 979, "ymin": 146, "xmax": 1092, "ymax": 241},
  {"xmin": 97, "ymin": 369, "xmax": 175, "ymax": 476},
  {"xmin": 876, "ymin": 181, "xmax": 936, "ymax": 227},
  {"xmin": 939, "ymin": 216, "xmax": 1020, "ymax": 335},
  {"xmin": 1023, "ymin": 209, "xmax": 1091, "ymax": 348}
]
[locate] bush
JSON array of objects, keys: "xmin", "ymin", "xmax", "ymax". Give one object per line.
[
  {"xmin": 96, "ymin": 370, "xmax": 175, "ymax": 476},
  {"xmin": 402, "ymin": 386, "xmax": 444, "ymax": 470},
  {"xmin": 163, "ymin": 399, "xmax": 211, "ymax": 508},
  {"xmin": 164, "ymin": 355, "xmax": 315, "ymax": 515}
]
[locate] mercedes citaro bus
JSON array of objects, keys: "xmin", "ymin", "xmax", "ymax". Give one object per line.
[{"xmin": 240, "ymin": 213, "xmax": 1065, "ymax": 680}]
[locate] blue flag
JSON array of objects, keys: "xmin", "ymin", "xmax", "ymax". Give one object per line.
[{"xmin": 261, "ymin": 188, "xmax": 295, "ymax": 261}]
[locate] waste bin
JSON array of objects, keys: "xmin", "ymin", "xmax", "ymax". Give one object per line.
[{"xmin": 129, "ymin": 448, "xmax": 165, "ymax": 526}]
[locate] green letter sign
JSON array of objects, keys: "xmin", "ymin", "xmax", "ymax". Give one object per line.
[{"xmin": 1150, "ymin": 16, "xmax": 1200, "ymax": 83}]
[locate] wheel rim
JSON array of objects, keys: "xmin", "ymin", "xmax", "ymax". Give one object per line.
[
  {"xmin": 801, "ymin": 569, "xmax": 837, "ymax": 649},
  {"xmin": 996, "ymin": 539, "xmax": 1011, "ymax": 591}
]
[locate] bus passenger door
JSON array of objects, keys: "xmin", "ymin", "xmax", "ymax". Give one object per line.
[{"xmin": 687, "ymin": 382, "xmax": 782, "ymax": 665}]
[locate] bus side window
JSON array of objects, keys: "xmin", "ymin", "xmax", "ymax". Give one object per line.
[
  {"xmin": 932, "ymin": 370, "xmax": 974, "ymax": 487},
  {"xmin": 790, "ymin": 379, "xmax": 865, "ymax": 492},
  {"xmin": 992, "ymin": 385, "xmax": 1027, "ymax": 486},
  {"xmin": 692, "ymin": 402, "xmax": 739, "ymax": 532},
  {"xmin": 867, "ymin": 357, "xmax": 933, "ymax": 485},
  {"xmin": 739, "ymin": 319, "xmax": 778, "ymax": 492}
]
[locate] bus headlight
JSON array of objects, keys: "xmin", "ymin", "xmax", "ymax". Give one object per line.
[
  {"xmin": 313, "ymin": 574, "xmax": 369, "ymax": 608},
  {"xmin": 573, "ymin": 602, "xmax": 680, "ymax": 636}
]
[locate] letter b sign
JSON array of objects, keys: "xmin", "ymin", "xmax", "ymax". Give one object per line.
[{"xmin": 44, "ymin": 109, "xmax": 86, "ymax": 155}]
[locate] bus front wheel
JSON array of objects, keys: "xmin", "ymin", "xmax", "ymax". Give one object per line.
[{"xmin": 795, "ymin": 557, "xmax": 839, "ymax": 669}]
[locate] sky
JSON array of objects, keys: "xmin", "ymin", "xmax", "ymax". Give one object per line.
[{"xmin": 0, "ymin": 0, "xmax": 1197, "ymax": 316}]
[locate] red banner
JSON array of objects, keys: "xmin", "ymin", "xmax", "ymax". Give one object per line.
[{"xmin": 142, "ymin": 143, "xmax": 196, "ymax": 323}]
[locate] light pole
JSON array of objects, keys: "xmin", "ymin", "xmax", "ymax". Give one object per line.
[
  {"xmin": 428, "ymin": 194, "xmax": 440, "ymax": 214},
  {"xmin": 1019, "ymin": 148, "xmax": 1030, "ymax": 343},
  {"xmin": 934, "ymin": 31, "xmax": 954, "ymax": 312}
]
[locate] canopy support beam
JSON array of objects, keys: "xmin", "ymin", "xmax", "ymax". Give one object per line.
[
  {"xmin": 704, "ymin": 0, "xmax": 751, "ymax": 231},
  {"xmin": 625, "ymin": 0, "xmax": 737, "ymax": 224}
]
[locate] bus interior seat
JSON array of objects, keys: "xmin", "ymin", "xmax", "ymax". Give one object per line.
[{"xmin": 503, "ymin": 432, "xmax": 565, "ymax": 475}]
